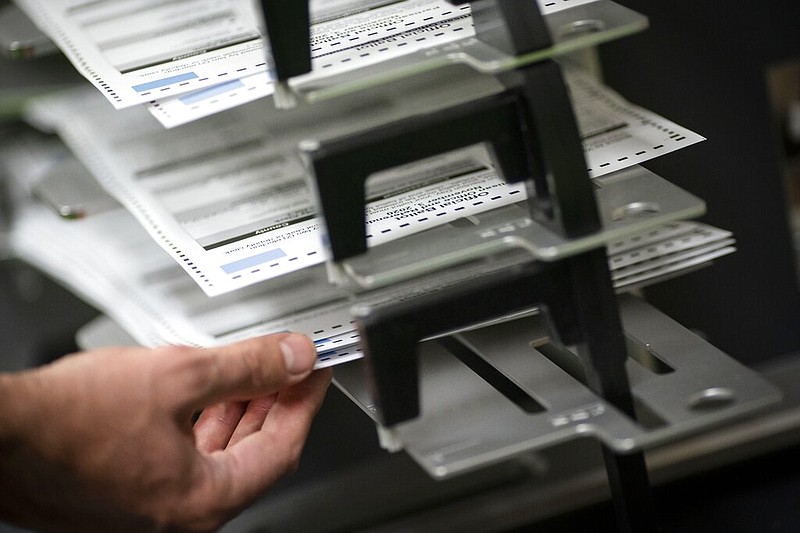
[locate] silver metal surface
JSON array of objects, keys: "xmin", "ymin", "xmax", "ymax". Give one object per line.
[{"xmin": 333, "ymin": 295, "xmax": 780, "ymax": 478}]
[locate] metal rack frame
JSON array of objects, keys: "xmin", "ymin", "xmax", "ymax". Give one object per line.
[{"xmin": 254, "ymin": 1, "xmax": 781, "ymax": 530}]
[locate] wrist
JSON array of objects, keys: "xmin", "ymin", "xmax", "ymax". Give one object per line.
[
  {"xmin": 0, "ymin": 371, "xmax": 48, "ymax": 528},
  {"xmin": 0, "ymin": 371, "xmax": 37, "ymax": 447},
  {"xmin": 0, "ymin": 374, "xmax": 18, "ymax": 446}
]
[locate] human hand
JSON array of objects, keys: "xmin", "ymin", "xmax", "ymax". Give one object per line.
[{"xmin": 0, "ymin": 333, "xmax": 331, "ymax": 532}]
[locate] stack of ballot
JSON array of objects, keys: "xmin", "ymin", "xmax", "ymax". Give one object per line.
[
  {"xmin": 3, "ymin": 0, "xmax": 735, "ymax": 367},
  {"xmin": 12, "ymin": 0, "xmax": 605, "ymax": 128}
]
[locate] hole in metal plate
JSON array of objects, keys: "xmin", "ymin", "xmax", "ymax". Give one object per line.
[
  {"xmin": 533, "ymin": 339, "xmax": 667, "ymax": 429},
  {"xmin": 611, "ymin": 201, "xmax": 661, "ymax": 221},
  {"xmin": 558, "ymin": 19, "xmax": 606, "ymax": 38},
  {"xmin": 625, "ymin": 336, "xmax": 674, "ymax": 374},
  {"xmin": 687, "ymin": 387, "xmax": 736, "ymax": 411},
  {"xmin": 440, "ymin": 336, "xmax": 546, "ymax": 414}
]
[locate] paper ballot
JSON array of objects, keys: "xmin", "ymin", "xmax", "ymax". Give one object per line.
[
  {"xmin": 24, "ymin": 65, "xmax": 703, "ymax": 296},
  {"xmin": 4, "ymin": 0, "xmax": 730, "ymax": 370},
  {"xmin": 7, "ymin": 152, "xmax": 733, "ymax": 368},
  {"xmin": 14, "ymin": 0, "xmax": 597, "ymax": 113},
  {"xmin": 3, "ymin": 131, "xmax": 730, "ymax": 368}
]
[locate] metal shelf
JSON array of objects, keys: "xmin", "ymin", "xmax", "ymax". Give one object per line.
[
  {"xmin": 333, "ymin": 294, "xmax": 781, "ymax": 478},
  {"xmin": 334, "ymin": 165, "xmax": 705, "ymax": 290}
]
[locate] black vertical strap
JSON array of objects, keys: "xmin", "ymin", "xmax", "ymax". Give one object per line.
[
  {"xmin": 603, "ymin": 450, "xmax": 657, "ymax": 533},
  {"xmin": 470, "ymin": 0, "xmax": 552, "ymax": 53},
  {"xmin": 567, "ymin": 249, "xmax": 633, "ymax": 410},
  {"xmin": 449, "ymin": 0, "xmax": 600, "ymax": 237},
  {"xmin": 567, "ymin": 248, "xmax": 658, "ymax": 532},
  {"xmin": 513, "ymin": 61, "xmax": 601, "ymax": 237},
  {"xmin": 258, "ymin": 0, "xmax": 312, "ymax": 81}
]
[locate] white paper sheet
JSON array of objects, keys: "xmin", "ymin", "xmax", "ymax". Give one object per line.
[
  {"xmin": 24, "ymin": 66, "xmax": 703, "ymax": 296},
  {"xmin": 8, "ymin": 185, "xmax": 733, "ymax": 367},
  {"xmin": 566, "ymin": 68, "xmax": 705, "ymax": 176},
  {"xmin": 24, "ymin": 89, "xmax": 523, "ymax": 296},
  {"xmin": 15, "ymin": 0, "xmax": 462, "ymax": 109},
  {"xmin": 3, "ymin": 127, "xmax": 728, "ymax": 367},
  {"xmin": 15, "ymin": 0, "xmax": 264, "ymax": 108},
  {"xmin": 15, "ymin": 0, "xmax": 596, "ymax": 113},
  {"xmin": 146, "ymin": 0, "xmax": 599, "ymax": 127}
]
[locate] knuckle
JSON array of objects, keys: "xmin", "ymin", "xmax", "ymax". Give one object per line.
[
  {"xmin": 157, "ymin": 350, "xmax": 222, "ymax": 403},
  {"xmin": 240, "ymin": 345, "xmax": 268, "ymax": 387},
  {"xmin": 282, "ymin": 443, "xmax": 304, "ymax": 475}
]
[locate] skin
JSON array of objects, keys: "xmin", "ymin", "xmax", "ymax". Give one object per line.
[{"xmin": 0, "ymin": 332, "xmax": 332, "ymax": 532}]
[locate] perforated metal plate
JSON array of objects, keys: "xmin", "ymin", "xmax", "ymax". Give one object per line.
[{"xmin": 333, "ymin": 295, "xmax": 781, "ymax": 478}]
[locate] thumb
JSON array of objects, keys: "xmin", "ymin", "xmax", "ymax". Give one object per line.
[{"xmin": 169, "ymin": 333, "xmax": 318, "ymax": 412}]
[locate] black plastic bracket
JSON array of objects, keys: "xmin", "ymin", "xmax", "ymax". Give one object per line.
[
  {"xmin": 358, "ymin": 259, "xmax": 576, "ymax": 425},
  {"xmin": 304, "ymin": 91, "xmax": 534, "ymax": 261},
  {"xmin": 303, "ymin": 0, "xmax": 599, "ymax": 262},
  {"xmin": 257, "ymin": 0, "xmax": 312, "ymax": 81},
  {"xmin": 358, "ymin": 247, "xmax": 655, "ymax": 531},
  {"xmin": 358, "ymin": 251, "xmax": 632, "ymax": 426},
  {"xmin": 445, "ymin": 1, "xmax": 599, "ymax": 238},
  {"xmin": 512, "ymin": 59, "xmax": 601, "ymax": 237},
  {"xmin": 269, "ymin": 1, "xmax": 652, "ymax": 528},
  {"xmin": 305, "ymin": 63, "xmax": 600, "ymax": 261}
]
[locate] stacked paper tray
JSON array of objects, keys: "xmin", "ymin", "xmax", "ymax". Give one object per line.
[
  {"xmin": 4, "ymin": 0, "xmax": 723, "ymax": 370},
  {"xmin": 13, "ymin": 0, "xmax": 648, "ymax": 127},
  {"xmin": 5, "ymin": 140, "xmax": 734, "ymax": 369},
  {"xmin": 22, "ymin": 65, "xmax": 705, "ymax": 297}
]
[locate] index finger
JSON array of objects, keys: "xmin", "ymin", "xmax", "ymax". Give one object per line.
[{"xmin": 190, "ymin": 368, "xmax": 332, "ymax": 516}]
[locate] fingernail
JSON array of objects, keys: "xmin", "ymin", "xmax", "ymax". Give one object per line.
[{"xmin": 280, "ymin": 334, "xmax": 316, "ymax": 375}]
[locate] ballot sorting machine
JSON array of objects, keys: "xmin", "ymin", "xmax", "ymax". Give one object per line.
[
  {"xmin": 253, "ymin": 1, "xmax": 781, "ymax": 531},
  {"xmin": 0, "ymin": 0, "xmax": 786, "ymax": 531}
]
